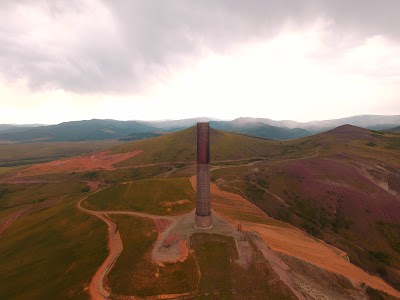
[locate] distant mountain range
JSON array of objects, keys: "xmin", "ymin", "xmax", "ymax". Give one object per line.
[
  {"xmin": 1, "ymin": 114, "xmax": 399, "ymax": 142},
  {"xmin": 0, "ymin": 124, "xmax": 44, "ymax": 133},
  {"xmin": 209, "ymin": 120, "xmax": 310, "ymax": 140},
  {"xmin": 388, "ymin": 126, "xmax": 400, "ymax": 133},
  {"xmin": 0, "ymin": 119, "xmax": 157, "ymax": 142}
]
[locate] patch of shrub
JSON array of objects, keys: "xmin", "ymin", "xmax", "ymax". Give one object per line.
[
  {"xmin": 366, "ymin": 286, "xmax": 386, "ymax": 300},
  {"xmin": 83, "ymin": 171, "xmax": 99, "ymax": 180},
  {"xmin": 366, "ymin": 142, "xmax": 377, "ymax": 147},
  {"xmin": 369, "ymin": 251, "xmax": 390, "ymax": 264},
  {"xmin": 302, "ymin": 221, "xmax": 321, "ymax": 237},
  {"xmin": 0, "ymin": 187, "xmax": 11, "ymax": 199},
  {"xmin": 81, "ymin": 186, "xmax": 90, "ymax": 193},
  {"xmin": 377, "ymin": 265, "xmax": 388, "ymax": 277}
]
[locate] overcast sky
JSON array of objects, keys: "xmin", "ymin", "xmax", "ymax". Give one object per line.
[{"xmin": 1, "ymin": 0, "xmax": 400, "ymax": 124}]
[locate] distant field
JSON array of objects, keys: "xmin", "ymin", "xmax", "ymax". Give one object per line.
[
  {"xmin": 0, "ymin": 194, "xmax": 108, "ymax": 300},
  {"xmin": 84, "ymin": 178, "xmax": 195, "ymax": 215},
  {"xmin": 7, "ymin": 164, "xmax": 173, "ymax": 186},
  {"xmin": 0, "ymin": 140, "xmax": 120, "ymax": 168},
  {"xmin": 108, "ymin": 215, "xmax": 198, "ymax": 297}
]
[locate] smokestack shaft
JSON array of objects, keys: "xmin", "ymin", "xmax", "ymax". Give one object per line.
[{"xmin": 195, "ymin": 122, "xmax": 212, "ymax": 228}]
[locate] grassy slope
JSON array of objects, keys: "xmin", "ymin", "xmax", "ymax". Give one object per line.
[
  {"xmin": 212, "ymin": 125, "xmax": 400, "ymax": 290},
  {"xmin": 111, "ymin": 127, "xmax": 318, "ymax": 167},
  {"xmin": 13, "ymin": 165, "xmax": 173, "ymax": 186},
  {"xmin": 108, "ymin": 215, "xmax": 198, "ymax": 297},
  {"xmin": 84, "ymin": 178, "xmax": 195, "ymax": 215},
  {"xmin": 0, "ymin": 181, "xmax": 88, "ymax": 209},
  {"xmin": 0, "ymin": 140, "xmax": 119, "ymax": 172},
  {"xmin": 0, "ymin": 193, "xmax": 108, "ymax": 300},
  {"xmin": 0, "ymin": 205, "xmax": 30, "ymax": 225},
  {"xmin": 191, "ymin": 233, "xmax": 297, "ymax": 299}
]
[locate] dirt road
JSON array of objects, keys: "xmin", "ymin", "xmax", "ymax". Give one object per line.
[
  {"xmin": 76, "ymin": 194, "xmax": 191, "ymax": 299},
  {"xmin": 77, "ymin": 197, "xmax": 122, "ymax": 300}
]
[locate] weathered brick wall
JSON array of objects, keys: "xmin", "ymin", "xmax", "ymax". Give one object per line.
[
  {"xmin": 196, "ymin": 122, "xmax": 212, "ymax": 228},
  {"xmin": 196, "ymin": 163, "xmax": 211, "ymax": 216},
  {"xmin": 197, "ymin": 122, "xmax": 210, "ymax": 164}
]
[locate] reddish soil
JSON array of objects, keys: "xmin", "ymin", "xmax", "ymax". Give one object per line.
[
  {"xmin": 190, "ymin": 176, "xmax": 273, "ymax": 224},
  {"xmin": 196, "ymin": 175, "xmax": 400, "ymax": 299},
  {"xmin": 246, "ymin": 222, "xmax": 400, "ymax": 298},
  {"xmin": 14, "ymin": 150, "xmax": 142, "ymax": 177},
  {"xmin": 162, "ymin": 234, "xmax": 179, "ymax": 248},
  {"xmin": 153, "ymin": 219, "xmax": 174, "ymax": 234}
]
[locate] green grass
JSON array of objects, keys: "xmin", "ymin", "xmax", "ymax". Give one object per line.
[
  {"xmin": 84, "ymin": 178, "xmax": 195, "ymax": 215},
  {"xmin": 0, "ymin": 140, "xmax": 119, "ymax": 167},
  {"xmin": 0, "ymin": 182, "xmax": 88, "ymax": 209},
  {"xmin": 0, "ymin": 205, "xmax": 30, "ymax": 224},
  {"xmin": 377, "ymin": 222, "xmax": 400, "ymax": 254},
  {"xmin": 190, "ymin": 233, "xmax": 297, "ymax": 299},
  {"xmin": 0, "ymin": 194, "xmax": 108, "ymax": 300},
  {"xmin": 192, "ymin": 233, "xmax": 236, "ymax": 295},
  {"xmin": 110, "ymin": 127, "xmax": 304, "ymax": 167},
  {"xmin": 14, "ymin": 165, "xmax": 171, "ymax": 185},
  {"xmin": 366, "ymin": 286, "xmax": 399, "ymax": 300},
  {"xmin": 108, "ymin": 215, "xmax": 198, "ymax": 296}
]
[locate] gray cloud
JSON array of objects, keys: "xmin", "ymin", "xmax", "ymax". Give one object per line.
[{"xmin": 0, "ymin": 0, "xmax": 399, "ymax": 93}]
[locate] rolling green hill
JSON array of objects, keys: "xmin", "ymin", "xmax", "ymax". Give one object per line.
[
  {"xmin": 111, "ymin": 126, "xmax": 318, "ymax": 167},
  {"xmin": 211, "ymin": 121, "xmax": 310, "ymax": 140},
  {"xmin": 388, "ymin": 126, "xmax": 400, "ymax": 134},
  {"xmin": 212, "ymin": 125, "xmax": 400, "ymax": 290},
  {"xmin": 0, "ymin": 119, "xmax": 158, "ymax": 142}
]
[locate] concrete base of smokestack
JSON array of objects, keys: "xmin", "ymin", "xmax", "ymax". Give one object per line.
[{"xmin": 194, "ymin": 214, "xmax": 213, "ymax": 229}]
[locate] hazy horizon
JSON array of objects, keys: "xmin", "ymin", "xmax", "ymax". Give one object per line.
[
  {"xmin": 2, "ymin": 113, "xmax": 400, "ymax": 126},
  {"xmin": 1, "ymin": 1, "xmax": 400, "ymax": 124}
]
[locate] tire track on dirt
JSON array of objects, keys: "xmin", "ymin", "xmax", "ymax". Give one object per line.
[{"xmin": 0, "ymin": 205, "xmax": 34, "ymax": 235}]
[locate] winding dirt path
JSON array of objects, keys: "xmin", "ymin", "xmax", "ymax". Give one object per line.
[
  {"xmin": 76, "ymin": 195, "xmax": 192, "ymax": 299},
  {"xmin": 77, "ymin": 197, "xmax": 123, "ymax": 300}
]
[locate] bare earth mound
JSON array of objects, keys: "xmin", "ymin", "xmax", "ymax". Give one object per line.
[{"xmin": 12, "ymin": 150, "xmax": 142, "ymax": 177}]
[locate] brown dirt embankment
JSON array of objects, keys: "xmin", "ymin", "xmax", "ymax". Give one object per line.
[{"xmin": 194, "ymin": 176, "xmax": 400, "ymax": 299}]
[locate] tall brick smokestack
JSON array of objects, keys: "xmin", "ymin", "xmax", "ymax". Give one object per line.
[{"xmin": 195, "ymin": 122, "xmax": 212, "ymax": 228}]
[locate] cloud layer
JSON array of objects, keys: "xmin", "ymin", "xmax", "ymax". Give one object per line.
[
  {"xmin": 0, "ymin": 0, "xmax": 399, "ymax": 123},
  {"xmin": 1, "ymin": 0, "xmax": 399, "ymax": 93}
]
